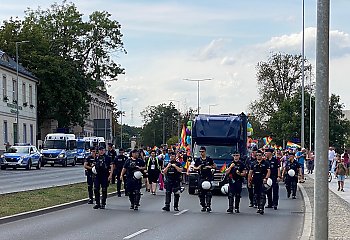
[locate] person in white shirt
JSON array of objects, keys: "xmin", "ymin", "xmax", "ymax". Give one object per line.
[{"xmin": 328, "ymin": 147, "xmax": 336, "ymax": 171}]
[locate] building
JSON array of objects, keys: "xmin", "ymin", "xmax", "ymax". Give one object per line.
[{"xmin": 0, "ymin": 50, "xmax": 38, "ymax": 152}]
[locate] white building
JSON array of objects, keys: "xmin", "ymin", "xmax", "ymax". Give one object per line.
[{"xmin": 0, "ymin": 50, "xmax": 38, "ymax": 152}]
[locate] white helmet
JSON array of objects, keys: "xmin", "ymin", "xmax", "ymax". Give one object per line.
[
  {"xmin": 221, "ymin": 183, "xmax": 229, "ymax": 195},
  {"xmin": 288, "ymin": 169, "xmax": 296, "ymax": 177},
  {"xmin": 201, "ymin": 181, "xmax": 211, "ymax": 190},
  {"xmin": 133, "ymin": 171, "xmax": 143, "ymax": 180},
  {"xmin": 92, "ymin": 166, "xmax": 97, "ymax": 175},
  {"xmin": 264, "ymin": 178, "xmax": 273, "ymax": 189}
]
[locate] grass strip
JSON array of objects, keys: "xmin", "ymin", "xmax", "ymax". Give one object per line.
[{"xmin": 0, "ymin": 183, "xmax": 117, "ymax": 218}]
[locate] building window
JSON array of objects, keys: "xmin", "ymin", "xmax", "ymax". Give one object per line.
[
  {"xmin": 12, "ymin": 78, "xmax": 17, "ymax": 103},
  {"xmin": 2, "ymin": 74, "xmax": 7, "ymax": 100},
  {"xmin": 30, "ymin": 124, "xmax": 34, "ymax": 145},
  {"xmin": 22, "ymin": 82, "xmax": 26, "ymax": 104},
  {"xmin": 13, "ymin": 123, "xmax": 18, "ymax": 144},
  {"xmin": 23, "ymin": 123, "xmax": 27, "ymax": 143},
  {"xmin": 29, "ymin": 84, "xmax": 33, "ymax": 105},
  {"xmin": 4, "ymin": 121, "xmax": 8, "ymax": 144}
]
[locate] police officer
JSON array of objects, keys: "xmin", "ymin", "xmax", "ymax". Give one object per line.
[
  {"xmin": 93, "ymin": 146, "xmax": 114, "ymax": 209},
  {"xmin": 162, "ymin": 152, "xmax": 183, "ymax": 212},
  {"xmin": 84, "ymin": 147, "xmax": 97, "ymax": 204},
  {"xmin": 113, "ymin": 148, "xmax": 128, "ymax": 197},
  {"xmin": 248, "ymin": 150, "xmax": 271, "ymax": 215},
  {"xmin": 193, "ymin": 146, "xmax": 216, "ymax": 212},
  {"xmin": 246, "ymin": 147, "xmax": 257, "ymax": 207},
  {"xmin": 282, "ymin": 152, "xmax": 302, "ymax": 199},
  {"xmin": 225, "ymin": 151, "xmax": 247, "ymax": 213},
  {"xmin": 265, "ymin": 148, "xmax": 282, "ymax": 210},
  {"xmin": 120, "ymin": 149, "xmax": 146, "ymax": 211}
]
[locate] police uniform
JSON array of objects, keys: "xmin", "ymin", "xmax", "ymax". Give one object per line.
[
  {"xmin": 246, "ymin": 156, "xmax": 256, "ymax": 207},
  {"xmin": 251, "ymin": 160, "xmax": 270, "ymax": 214},
  {"xmin": 195, "ymin": 157, "xmax": 215, "ymax": 212},
  {"xmin": 107, "ymin": 148, "xmax": 117, "ymax": 183},
  {"xmin": 227, "ymin": 160, "xmax": 246, "ymax": 213},
  {"xmin": 266, "ymin": 156, "xmax": 280, "ymax": 208},
  {"xmin": 113, "ymin": 153, "xmax": 128, "ymax": 196},
  {"xmin": 84, "ymin": 154, "xmax": 95, "ymax": 203},
  {"xmin": 163, "ymin": 161, "xmax": 182, "ymax": 211},
  {"xmin": 284, "ymin": 160, "xmax": 300, "ymax": 198},
  {"xmin": 93, "ymin": 154, "xmax": 112, "ymax": 209},
  {"xmin": 123, "ymin": 157, "xmax": 146, "ymax": 210}
]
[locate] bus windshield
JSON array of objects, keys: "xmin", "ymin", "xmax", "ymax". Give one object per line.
[
  {"xmin": 193, "ymin": 144, "xmax": 237, "ymax": 159},
  {"xmin": 44, "ymin": 140, "xmax": 66, "ymax": 149}
]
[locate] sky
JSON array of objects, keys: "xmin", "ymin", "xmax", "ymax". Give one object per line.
[{"xmin": 2, "ymin": 0, "xmax": 350, "ymax": 127}]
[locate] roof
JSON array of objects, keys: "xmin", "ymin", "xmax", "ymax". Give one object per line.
[{"xmin": 0, "ymin": 49, "xmax": 38, "ymax": 81}]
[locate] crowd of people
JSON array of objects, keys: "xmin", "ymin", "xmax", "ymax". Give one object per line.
[{"xmin": 82, "ymin": 143, "xmax": 347, "ymax": 214}]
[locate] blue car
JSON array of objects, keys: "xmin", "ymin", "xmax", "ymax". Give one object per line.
[{"xmin": 0, "ymin": 144, "xmax": 42, "ymax": 170}]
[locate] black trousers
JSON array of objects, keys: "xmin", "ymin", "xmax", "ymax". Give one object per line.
[
  {"xmin": 115, "ymin": 169, "xmax": 125, "ymax": 193},
  {"xmin": 86, "ymin": 172, "xmax": 94, "ymax": 200},
  {"xmin": 266, "ymin": 178, "xmax": 279, "ymax": 207},
  {"xmin": 285, "ymin": 176, "xmax": 298, "ymax": 197},
  {"xmin": 253, "ymin": 182, "xmax": 266, "ymax": 210},
  {"xmin": 228, "ymin": 181, "xmax": 242, "ymax": 210},
  {"xmin": 198, "ymin": 179, "xmax": 212, "ymax": 207},
  {"xmin": 165, "ymin": 181, "xmax": 181, "ymax": 208},
  {"xmin": 94, "ymin": 173, "xmax": 108, "ymax": 205}
]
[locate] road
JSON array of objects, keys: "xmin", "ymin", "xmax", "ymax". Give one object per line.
[
  {"xmin": 0, "ymin": 166, "xmax": 85, "ymax": 194},
  {"xmin": 0, "ymin": 185, "xmax": 304, "ymax": 240}
]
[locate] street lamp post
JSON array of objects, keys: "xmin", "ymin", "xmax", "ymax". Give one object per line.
[
  {"xmin": 183, "ymin": 78, "xmax": 212, "ymax": 115},
  {"xmin": 120, "ymin": 97, "xmax": 127, "ymax": 148},
  {"xmin": 169, "ymin": 100, "xmax": 180, "ymax": 144},
  {"xmin": 301, "ymin": 0, "xmax": 305, "ymax": 148},
  {"xmin": 15, "ymin": 40, "xmax": 29, "ymax": 144},
  {"xmin": 208, "ymin": 104, "xmax": 218, "ymax": 115}
]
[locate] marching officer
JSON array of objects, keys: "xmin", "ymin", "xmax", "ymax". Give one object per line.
[
  {"xmin": 162, "ymin": 152, "xmax": 183, "ymax": 212},
  {"xmin": 120, "ymin": 149, "xmax": 146, "ymax": 211},
  {"xmin": 248, "ymin": 150, "xmax": 271, "ymax": 215},
  {"xmin": 282, "ymin": 152, "xmax": 302, "ymax": 199},
  {"xmin": 93, "ymin": 146, "xmax": 114, "ymax": 209},
  {"xmin": 84, "ymin": 147, "xmax": 97, "ymax": 204},
  {"xmin": 193, "ymin": 146, "xmax": 216, "ymax": 212},
  {"xmin": 265, "ymin": 148, "xmax": 282, "ymax": 210},
  {"xmin": 246, "ymin": 147, "xmax": 257, "ymax": 207},
  {"xmin": 225, "ymin": 151, "xmax": 247, "ymax": 213},
  {"xmin": 107, "ymin": 143, "xmax": 117, "ymax": 183},
  {"xmin": 113, "ymin": 148, "xmax": 128, "ymax": 197}
]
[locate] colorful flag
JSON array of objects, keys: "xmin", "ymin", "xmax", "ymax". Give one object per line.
[
  {"xmin": 181, "ymin": 124, "xmax": 186, "ymax": 147},
  {"xmin": 263, "ymin": 136, "xmax": 272, "ymax": 145},
  {"xmin": 287, "ymin": 141, "xmax": 301, "ymax": 148},
  {"xmin": 220, "ymin": 162, "xmax": 227, "ymax": 173}
]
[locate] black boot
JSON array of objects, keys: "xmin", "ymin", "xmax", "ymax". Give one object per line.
[
  {"xmin": 174, "ymin": 194, "xmax": 180, "ymax": 211},
  {"xmin": 101, "ymin": 188, "xmax": 107, "ymax": 208},
  {"xmin": 234, "ymin": 195, "xmax": 240, "ymax": 213}
]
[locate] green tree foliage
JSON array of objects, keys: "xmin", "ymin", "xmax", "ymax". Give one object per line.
[{"xmin": 0, "ymin": 1, "xmax": 126, "ymax": 129}]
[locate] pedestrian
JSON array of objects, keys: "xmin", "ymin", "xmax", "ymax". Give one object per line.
[
  {"xmin": 225, "ymin": 151, "xmax": 247, "ymax": 213},
  {"xmin": 146, "ymin": 150, "xmax": 161, "ymax": 195},
  {"xmin": 328, "ymin": 147, "xmax": 336, "ymax": 171},
  {"xmin": 265, "ymin": 148, "xmax": 282, "ymax": 210},
  {"xmin": 296, "ymin": 148, "xmax": 306, "ymax": 183},
  {"xmin": 193, "ymin": 146, "xmax": 216, "ymax": 212},
  {"xmin": 248, "ymin": 150, "xmax": 271, "ymax": 215},
  {"xmin": 307, "ymin": 151, "xmax": 314, "ymax": 174},
  {"xmin": 120, "ymin": 149, "xmax": 146, "ymax": 211},
  {"xmin": 282, "ymin": 152, "xmax": 302, "ymax": 199},
  {"xmin": 336, "ymin": 157, "xmax": 347, "ymax": 191},
  {"xmin": 162, "ymin": 152, "xmax": 183, "ymax": 211},
  {"xmin": 84, "ymin": 146, "xmax": 97, "ymax": 204},
  {"xmin": 332, "ymin": 154, "xmax": 340, "ymax": 177},
  {"xmin": 113, "ymin": 148, "xmax": 128, "ymax": 197},
  {"xmin": 341, "ymin": 149, "xmax": 349, "ymax": 177},
  {"xmin": 246, "ymin": 148, "xmax": 257, "ymax": 207},
  {"xmin": 93, "ymin": 146, "xmax": 114, "ymax": 209}
]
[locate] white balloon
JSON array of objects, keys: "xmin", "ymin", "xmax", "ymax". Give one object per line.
[
  {"xmin": 288, "ymin": 169, "xmax": 296, "ymax": 177},
  {"xmin": 201, "ymin": 181, "xmax": 211, "ymax": 190}
]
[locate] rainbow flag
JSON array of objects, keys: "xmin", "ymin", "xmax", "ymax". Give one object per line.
[
  {"xmin": 180, "ymin": 125, "xmax": 186, "ymax": 147},
  {"xmin": 263, "ymin": 136, "xmax": 272, "ymax": 145},
  {"xmin": 287, "ymin": 141, "xmax": 301, "ymax": 148},
  {"xmin": 220, "ymin": 162, "xmax": 227, "ymax": 173}
]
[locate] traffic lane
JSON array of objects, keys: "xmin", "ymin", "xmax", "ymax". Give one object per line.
[
  {"xmin": 0, "ymin": 183, "xmax": 304, "ymax": 240},
  {"xmin": 0, "ymin": 166, "xmax": 85, "ymax": 194}
]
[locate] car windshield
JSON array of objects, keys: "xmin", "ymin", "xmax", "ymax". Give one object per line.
[
  {"xmin": 193, "ymin": 145, "xmax": 237, "ymax": 159},
  {"xmin": 76, "ymin": 141, "xmax": 85, "ymax": 149},
  {"xmin": 6, "ymin": 147, "xmax": 30, "ymax": 154},
  {"xmin": 44, "ymin": 140, "xmax": 66, "ymax": 149}
]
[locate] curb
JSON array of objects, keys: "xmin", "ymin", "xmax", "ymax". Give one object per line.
[
  {"xmin": 298, "ymin": 183, "xmax": 312, "ymax": 240},
  {"xmin": 0, "ymin": 191, "xmax": 118, "ymax": 225}
]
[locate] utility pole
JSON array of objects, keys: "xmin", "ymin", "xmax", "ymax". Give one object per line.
[
  {"xmin": 314, "ymin": 0, "xmax": 329, "ymax": 239},
  {"xmin": 162, "ymin": 116, "xmax": 165, "ymax": 145},
  {"xmin": 120, "ymin": 97, "xmax": 127, "ymax": 148},
  {"xmin": 301, "ymin": 0, "xmax": 305, "ymax": 148},
  {"xmin": 169, "ymin": 100, "xmax": 181, "ymax": 143},
  {"xmin": 183, "ymin": 78, "xmax": 212, "ymax": 115},
  {"xmin": 309, "ymin": 69, "xmax": 313, "ymax": 151}
]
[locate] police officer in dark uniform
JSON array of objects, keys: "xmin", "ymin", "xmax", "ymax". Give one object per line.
[
  {"xmin": 248, "ymin": 150, "xmax": 271, "ymax": 215},
  {"xmin": 84, "ymin": 147, "xmax": 97, "ymax": 204},
  {"xmin": 120, "ymin": 149, "xmax": 146, "ymax": 211},
  {"xmin": 265, "ymin": 148, "xmax": 282, "ymax": 210},
  {"xmin": 246, "ymin": 147, "xmax": 257, "ymax": 207},
  {"xmin": 225, "ymin": 151, "xmax": 247, "ymax": 213},
  {"xmin": 113, "ymin": 148, "xmax": 128, "ymax": 197},
  {"xmin": 282, "ymin": 152, "xmax": 302, "ymax": 199},
  {"xmin": 93, "ymin": 147, "xmax": 114, "ymax": 209},
  {"xmin": 193, "ymin": 146, "xmax": 216, "ymax": 212},
  {"xmin": 162, "ymin": 152, "xmax": 183, "ymax": 212},
  {"xmin": 107, "ymin": 143, "xmax": 117, "ymax": 183}
]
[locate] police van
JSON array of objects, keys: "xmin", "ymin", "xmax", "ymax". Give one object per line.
[
  {"xmin": 84, "ymin": 136, "xmax": 106, "ymax": 149},
  {"xmin": 76, "ymin": 138, "xmax": 90, "ymax": 164},
  {"xmin": 41, "ymin": 133, "xmax": 78, "ymax": 167}
]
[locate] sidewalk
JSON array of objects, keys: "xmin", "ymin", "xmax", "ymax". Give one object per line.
[{"xmin": 302, "ymin": 173, "xmax": 350, "ymax": 239}]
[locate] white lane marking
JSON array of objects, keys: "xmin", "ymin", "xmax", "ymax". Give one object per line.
[
  {"xmin": 123, "ymin": 229, "xmax": 149, "ymax": 239},
  {"xmin": 174, "ymin": 209, "xmax": 188, "ymax": 216}
]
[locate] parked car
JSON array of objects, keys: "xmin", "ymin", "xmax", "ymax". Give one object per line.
[{"xmin": 0, "ymin": 144, "xmax": 42, "ymax": 170}]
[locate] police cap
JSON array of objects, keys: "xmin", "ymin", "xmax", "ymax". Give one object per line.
[
  {"xmin": 98, "ymin": 146, "xmax": 105, "ymax": 151},
  {"xmin": 199, "ymin": 146, "xmax": 206, "ymax": 151}
]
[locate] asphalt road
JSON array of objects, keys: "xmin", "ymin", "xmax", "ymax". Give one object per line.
[
  {"xmin": 0, "ymin": 184, "xmax": 304, "ymax": 240},
  {"xmin": 0, "ymin": 165, "xmax": 85, "ymax": 194}
]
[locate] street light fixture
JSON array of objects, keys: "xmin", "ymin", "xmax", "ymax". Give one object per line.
[
  {"xmin": 15, "ymin": 40, "xmax": 29, "ymax": 144},
  {"xmin": 208, "ymin": 104, "xmax": 218, "ymax": 115},
  {"xmin": 119, "ymin": 97, "xmax": 127, "ymax": 148},
  {"xmin": 168, "ymin": 99, "xmax": 181, "ymax": 143},
  {"xmin": 183, "ymin": 78, "xmax": 213, "ymax": 115}
]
